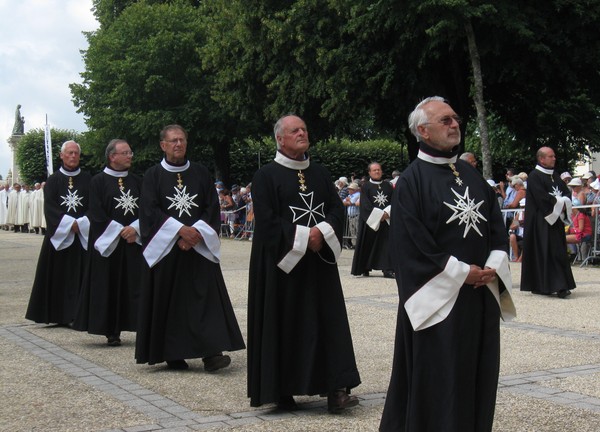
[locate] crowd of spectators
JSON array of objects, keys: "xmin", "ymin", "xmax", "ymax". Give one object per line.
[
  {"xmin": 487, "ymin": 168, "xmax": 600, "ymax": 262},
  {"xmin": 0, "ymin": 181, "xmax": 46, "ymax": 234},
  {"xmin": 216, "ymin": 180, "xmax": 253, "ymax": 238}
]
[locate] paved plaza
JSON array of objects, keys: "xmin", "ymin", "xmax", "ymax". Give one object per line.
[{"xmin": 1, "ymin": 229, "xmax": 600, "ymax": 431}]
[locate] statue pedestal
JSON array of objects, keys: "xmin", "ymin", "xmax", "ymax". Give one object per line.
[{"xmin": 7, "ymin": 134, "xmax": 22, "ymax": 186}]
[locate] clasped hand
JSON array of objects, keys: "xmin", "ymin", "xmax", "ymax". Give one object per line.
[
  {"xmin": 177, "ymin": 226, "xmax": 202, "ymax": 251},
  {"xmin": 465, "ymin": 265, "xmax": 497, "ymax": 288},
  {"xmin": 307, "ymin": 226, "xmax": 324, "ymax": 253},
  {"xmin": 120, "ymin": 226, "xmax": 137, "ymax": 244}
]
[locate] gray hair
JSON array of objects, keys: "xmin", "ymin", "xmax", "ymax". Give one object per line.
[
  {"xmin": 273, "ymin": 113, "xmax": 298, "ymax": 149},
  {"xmin": 511, "ymin": 177, "xmax": 524, "ymax": 187},
  {"xmin": 460, "ymin": 152, "xmax": 475, "ymax": 161},
  {"xmin": 105, "ymin": 139, "xmax": 128, "ymax": 161},
  {"xmin": 408, "ymin": 96, "xmax": 446, "ymax": 140},
  {"xmin": 160, "ymin": 124, "xmax": 187, "ymax": 141},
  {"xmin": 60, "ymin": 140, "xmax": 81, "ymax": 154},
  {"xmin": 368, "ymin": 161, "xmax": 381, "ymax": 171}
]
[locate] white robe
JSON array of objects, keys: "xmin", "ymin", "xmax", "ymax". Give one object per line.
[
  {"xmin": 30, "ymin": 189, "xmax": 45, "ymax": 228},
  {"xmin": 0, "ymin": 189, "xmax": 8, "ymax": 225},
  {"xmin": 17, "ymin": 191, "xmax": 31, "ymax": 226},
  {"xmin": 6, "ymin": 190, "xmax": 19, "ymax": 225}
]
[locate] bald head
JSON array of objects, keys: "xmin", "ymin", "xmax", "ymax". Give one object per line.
[{"xmin": 536, "ymin": 147, "xmax": 556, "ymax": 169}]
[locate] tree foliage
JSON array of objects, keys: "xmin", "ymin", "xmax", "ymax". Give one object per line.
[
  {"xmin": 73, "ymin": 0, "xmax": 239, "ymax": 180},
  {"xmin": 15, "ymin": 129, "xmax": 84, "ymax": 185},
  {"xmin": 228, "ymin": 136, "xmax": 408, "ymax": 187},
  {"xmin": 74, "ymin": 0, "xmax": 600, "ymax": 180},
  {"xmin": 202, "ymin": 0, "xmax": 600, "ymax": 163}
]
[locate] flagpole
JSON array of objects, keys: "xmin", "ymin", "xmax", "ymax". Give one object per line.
[{"xmin": 44, "ymin": 115, "xmax": 53, "ymax": 177}]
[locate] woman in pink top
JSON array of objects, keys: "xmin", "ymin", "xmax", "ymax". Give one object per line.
[{"xmin": 566, "ymin": 207, "xmax": 592, "ymax": 244}]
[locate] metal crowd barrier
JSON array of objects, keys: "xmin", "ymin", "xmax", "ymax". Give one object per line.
[
  {"xmin": 220, "ymin": 205, "xmax": 253, "ymax": 240},
  {"xmin": 501, "ymin": 205, "xmax": 600, "ymax": 267}
]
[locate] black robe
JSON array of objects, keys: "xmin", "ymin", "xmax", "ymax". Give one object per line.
[
  {"xmin": 135, "ymin": 159, "xmax": 245, "ymax": 365},
  {"xmin": 26, "ymin": 167, "xmax": 91, "ymax": 325},
  {"xmin": 380, "ymin": 145, "xmax": 516, "ymax": 432},
  {"xmin": 247, "ymin": 152, "xmax": 361, "ymax": 407},
  {"xmin": 351, "ymin": 179, "xmax": 393, "ymax": 275},
  {"xmin": 72, "ymin": 168, "xmax": 144, "ymax": 336},
  {"xmin": 520, "ymin": 166, "xmax": 576, "ymax": 294}
]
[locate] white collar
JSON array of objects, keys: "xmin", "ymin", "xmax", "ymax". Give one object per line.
[
  {"xmin": 369, "ymin": 179, "xmax": 383, "ymax": 185},
  {"xmin": 103, "ymin": 167, "xmax": 128, "ymax": 177},
  {"xmin": 535, "ymin": 165, "xmax": 554, "ymax": 175},
  {"xmin": 161, "ymin": 159, "xmax": 190, "ymax": 172},
  {"xmin": 59, "ymin": 167, "xmax": 81, "ymax": 177},
  {"xmin": 417, "ymin": 149, "xmax": 457, "ymax": 165},
  {"xmin": 274, "ymin": 151, "xmax": 310, "ymax": 170}
]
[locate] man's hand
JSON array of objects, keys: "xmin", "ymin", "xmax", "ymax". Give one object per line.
[
  {"xmin": 178, "ymin": 226, "xmax": 202, "ymax": 249},
  {"xmin": 120, "ymin": 226, "xmax": 137, "ymax": 244},
  {"xmin": 307, "ymin": 226, "xmax": 324, "ymax": 253},
  {"xmin": 381, "ymin": 211, "xmax": 390, "ymax": 221},
  {"xmin": 464, "ymin": 265, "xmax": 497, "ymax": 288},
  {"xmin": 177, "ymin": 238, "xmax": 195, "ymax": 251},
  {"xmin": 71, "ymin": 220, "xmax": 79, "ymax": 234}
]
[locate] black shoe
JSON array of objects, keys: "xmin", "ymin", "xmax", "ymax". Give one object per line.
[
  {"xmin": 106, "ymin": 335, "xmax": 121, "ymax": 346},
  {"xmin": 277, "ymin": 395, "xmax": 298, "ymax": 411},
  {"xmin": 362, "ymin": 271, "xmax": 370, "ymax": 277},
  {"xmin": 557, "ymin": 290, "xmax": 571, "ymax": 299},
  {"xmin": 166, "ymin": 359, "xmax": 189, "ymax": 370},
  {"xmin": 327, "ymin": 390, "xmax": 359, "ymax": 414},
  {"xmin": 383, "ymin": 271, "xmax": 395, "ymax": 279},
  {"xmin": 203, "ymin": 354, "xmax": 231, "ymax": 372}
]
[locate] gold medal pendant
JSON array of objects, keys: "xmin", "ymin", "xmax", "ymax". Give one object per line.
[
  {"xmin": 68, "ymin": 177, "xmax": 74, "ymax": 190},
  {"xmin": 118, "ymin": 177, "xmax": 125, "ymax": 192},
  {"xmin": 449, "ymin": 163, "xmax": 463, "ymax": 186},
  {"xmin": 177, "ymin": 173, "xmax": 184, "ymax": 190},
  {"xmin": 298, "ymin": 170, "xmax": 307, "ymax": 192}
]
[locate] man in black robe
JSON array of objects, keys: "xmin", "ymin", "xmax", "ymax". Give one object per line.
[
  {"xmin": 350, "ymin": 162, "xmax": 394, "ymax": 278},
  {"xmin": 26, "ymin": 141, "xmax": 91, "ymax": 325},
  {"xmin": 380, "ymin": 97, "xmax": 516, "ymax": 432},
  {"xmin": 73, "ymin": 139, "xmax": 143, "ymax": 345},
  {"xmin": 520, "ymin": 146, "xmax": 575, "ymax": 298},
  {"xmin": 248, "ymin": 114, "xmax": 361, "ymax": 413},
  {"xmin": 135, "ymin": 124, "xmax": 244, "ymax": 370}
]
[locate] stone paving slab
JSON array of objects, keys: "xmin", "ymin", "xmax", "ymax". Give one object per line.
[{"xmin": 1, "ymin": 231, "xmax": 600, "ymax": 431}]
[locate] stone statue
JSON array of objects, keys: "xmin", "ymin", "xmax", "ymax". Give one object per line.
[{"xmin": 12, "ymin": 104, "xmax": 25, "ymax": 135}]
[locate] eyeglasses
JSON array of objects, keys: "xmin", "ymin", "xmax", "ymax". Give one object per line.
[
  {"xmin": 115, "ymin": 151, "xmax": 134, "ymax": 156},
  {"xmin": 164, "ymin": 138, "xmax": 186, "ymax": 144},
  {"xmin": 423, "ymin": 115, "xmax": 462, "ymax": 127}
]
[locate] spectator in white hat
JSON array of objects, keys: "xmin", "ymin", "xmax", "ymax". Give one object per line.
[
  {"xmin": 560, "ymin": 171, "xmax": 572, "ymax": 184},
  {"xmin": 567, "ymin": 177, "xmax": 585, "ymax": 207}
]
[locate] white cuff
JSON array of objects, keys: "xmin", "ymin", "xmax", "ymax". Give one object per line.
[
  {"xmin": 367, "ymin": 207, "xmax": 385, "ymax": 231},
  {"xmin": 142, "ymin": 217, "xmax": 184, "ymax": 268},
  {"xmin": 94, "ymin": 220, "xmax": 124, "ymax": 257},
  {"xmin": 315, "ymin": 221, "xmax": 341, "ymax": 262},
  {"xmin": 50, "ymin": 215, "xmax": 77, "ymax": 251},
  {"xmin": 130, "ymin": 219, "xmax": 142, "ymax": 246},
  {"xmin": 383, "ymin": 205, "xmax": 391, "ymax": 225},
  {"xmin": 191, "ymin": 219, "xmax": 220, "ymax": 263},
  {"xmin": 404, "ymin": 256, "xmax": 470, "ymax": 331},
  {"xmin": 545, "ymin": 196, "xmax": 572, "ymax": 225},
  {"xmin": 278, "ymin": 225, "xmax": 310, "ymax": 274},
  {"xmin": 485, "ymin": 250, "xmax": 516, "ymax": 321},
  {"xmin": 75, "ymin": 216, "xmax": 90, "ymax": 250}
]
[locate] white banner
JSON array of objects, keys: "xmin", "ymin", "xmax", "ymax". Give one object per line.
[{"xmin": 44, "ymin": 115, "xmax": 53, "ymax": 176}]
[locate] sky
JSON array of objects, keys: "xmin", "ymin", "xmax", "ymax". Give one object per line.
[{"xmin": 0, "ymin": 0, "xmax": 99, "ymax": 182}]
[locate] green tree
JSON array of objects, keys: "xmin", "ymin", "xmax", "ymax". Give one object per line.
[
  {"xmin": 79, "ymin": 0, "xmax": 600, "ymax": 176},
  {"xmin": 15, "ymin": 129, "xmax": 83, "ymax": 184},
  {"xmin": 203, "ymin": 0, "xmax": 600, "ymax": 166},
  {"xmin": 72, "ymin": 0, "xmax": 239, "ymax": 181}
]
